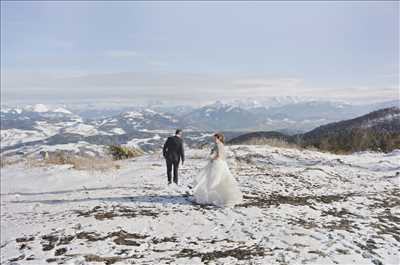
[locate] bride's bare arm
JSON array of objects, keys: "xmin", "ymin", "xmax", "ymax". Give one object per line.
[
  {"xmin": 213, "ymin": 153, "xmax": 219, "ymax": 160},
  {"xmin": 210, "ymin": 144, "xmax": 219, "ymax": 160},
  {"xmin": 211, "ymin": 142, "xmax": 222, "ymax": 160}
]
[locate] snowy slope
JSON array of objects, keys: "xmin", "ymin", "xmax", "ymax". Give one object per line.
[
  {"xmin": 1, "ymin": 129, "xmax": 50, "ymax": 148},
  {"xmin": 94, "ymin": 109, "xmax": 181, "ymax": 134},
  {"xmin": 0, "ymin": 104, "xmax": 91, "ymax": 149},
  {"xmin": 1, "ymin": 146, "xmax": 399, "ymax": 264}
]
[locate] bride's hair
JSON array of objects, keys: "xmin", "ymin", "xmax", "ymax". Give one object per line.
[{"xmin": 214, "ymin": 133, "xmax": 225, "ymax": 144}]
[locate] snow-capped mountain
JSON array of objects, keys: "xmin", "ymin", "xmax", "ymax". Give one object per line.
[
  {"xmin": 182, "ymin": 101, "xmax": 257, "ymax": 130},
  {"xmin": 185, "ymin": 98, "xmax": 341, "ymax": 132},
  {"xmin": 299, "ymin": 107, "xmax": 400, "ymax": 153},
  {"xmin": 1, "ymin": 104, "xmax": 84, "ymax": 149},
  {"xmin": 0, "ymin": 104, "xmax": 225, "ymax": 157},
  {"xmin": 228, "ymin": 107, "xmax": 400, "ymax": 153},
  {"xmin": 93, "ymin": 109, "xmax": 181, "ymax": 134},
  {"xmin": 1, "ymin": 100, "xmax": 399, "ymax": 157},
  {"xmin": 301, "ymin": 106, "xmax": 400, "ymax": 141},
  {"xmin": 1, "ymin": 104, "xmax": 80, "ymax": 128},
  {"xmin": 187, "ymin": 99, "xmax": 399, "ymax": 132},
  {"xmin": 226, "ymin": 96, "xmax": 313, "ymax": 110}
]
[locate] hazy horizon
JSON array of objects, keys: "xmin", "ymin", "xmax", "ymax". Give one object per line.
[
  {"xmin": 1, "ymin": 1, "xmax": 398, "ymax": 105},
  {"xmin": 1, "ymin": 97, "xmax": 398, "ymax": 111}
]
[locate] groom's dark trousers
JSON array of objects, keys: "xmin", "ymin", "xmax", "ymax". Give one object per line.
[
  {"xmin": 166, "ymin": 160, "xmax": 179, "ymax": 184},
  {"xmin": 163, "ymin": 135, "xmax": 185, "ymax": 185}
]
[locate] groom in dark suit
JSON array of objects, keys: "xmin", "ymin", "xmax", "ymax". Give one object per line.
[{"xmin": 163, "ymin": 129, "xmax": 185, "ymax": 185}]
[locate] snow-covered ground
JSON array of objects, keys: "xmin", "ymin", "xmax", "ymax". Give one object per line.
[{"xmin": 1, "ymin": 146, "xmax": 399, "ymax": 264}]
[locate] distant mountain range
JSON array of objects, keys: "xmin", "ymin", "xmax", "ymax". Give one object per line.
[
  {"xmin": 157, "ymin": 98, "xmax": 398, "ymax": 132},
  {"xmin": 1, "ymin": 99, "xmax": 399, "ymax": 156},
  {"xmin": 183, "ymin": 99, "xmax": 398, "ymax": 132},
  {"xmin": 3, "ymin": 98, "xmax": 398, "ymax": 132},
  {"xmin": 228, "ymin": 107, "xmax": 400, "ymax": 153}
]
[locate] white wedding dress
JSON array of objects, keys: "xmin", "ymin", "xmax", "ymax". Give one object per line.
[{"xmin": 192, "ymin": 139, "xmax": 243, "ymax": 207}]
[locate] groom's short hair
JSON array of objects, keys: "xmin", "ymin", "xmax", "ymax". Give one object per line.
[{"xmin": 175, "ymin": 129, "xmax": 182, "ymax": 135}]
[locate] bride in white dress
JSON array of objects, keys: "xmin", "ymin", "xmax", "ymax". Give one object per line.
[{"xmin": 192, "ymin": 133, "xmax": 243, "ymax": 207}]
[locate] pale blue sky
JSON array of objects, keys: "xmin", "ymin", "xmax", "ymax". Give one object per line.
[{"xmin": 1, "ymin": 1, "xmax": 398, "ymax": 104}]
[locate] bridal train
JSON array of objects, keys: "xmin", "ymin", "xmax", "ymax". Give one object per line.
[{"xmin": 192, "ymin": 134, "xmax": 243, "ymax": 207}]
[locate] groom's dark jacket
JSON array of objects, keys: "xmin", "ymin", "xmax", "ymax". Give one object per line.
[{"xmin": 163, "ymin": 136, "xmax": 185, "ymax": 163}]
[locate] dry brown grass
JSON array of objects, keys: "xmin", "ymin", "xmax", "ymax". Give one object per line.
[
  {"xmin": 229, "ymin": 139, "xmax": 334, "ymax": 155},
  {"xmin": 28, "ymin": 153, "xmax": 120, "ymax": 172},
  {"xmin": 238, "ymin": 138, "xmax": 301, "ymax": 149},
  {"xmin": 108, "ymin": 145, "xmax": 144, "ymax": 160},
  {"xmin": 66, "ymin": 156, "xmax": 120, "ymax": 171},
  {"xmin": 188, "ymin": 153, "xmax": 207, "ymax": 159},
  {"xmin": 0, "ymin": 156, "xmax": 23, "ymax": 168}
]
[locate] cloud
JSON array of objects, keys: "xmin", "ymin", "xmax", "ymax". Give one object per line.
[
  {"xmin": 104, "ymin": 50, "xmax": 140, "ymax": 58},
  {"xmin": 147, "ymin": 61, "xmax": 169, "ymax": 67},
  {"xmin": 232, "ymin": 78, "xmax": 304, "ymax": 88},
  {"xmin": 377, "ymin": 73, "xmax": 400, "ymax": 79},
  {"xmin": 49, "ymin": 40, "xmax": 75, "ymax": 49},
  {"xmin": 1, "ymin": 71, "xmax": 398, "ymax": 105},
  {"xmin": 326, "ymin": 86, "xmax": 399, "ymax": 100}
]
